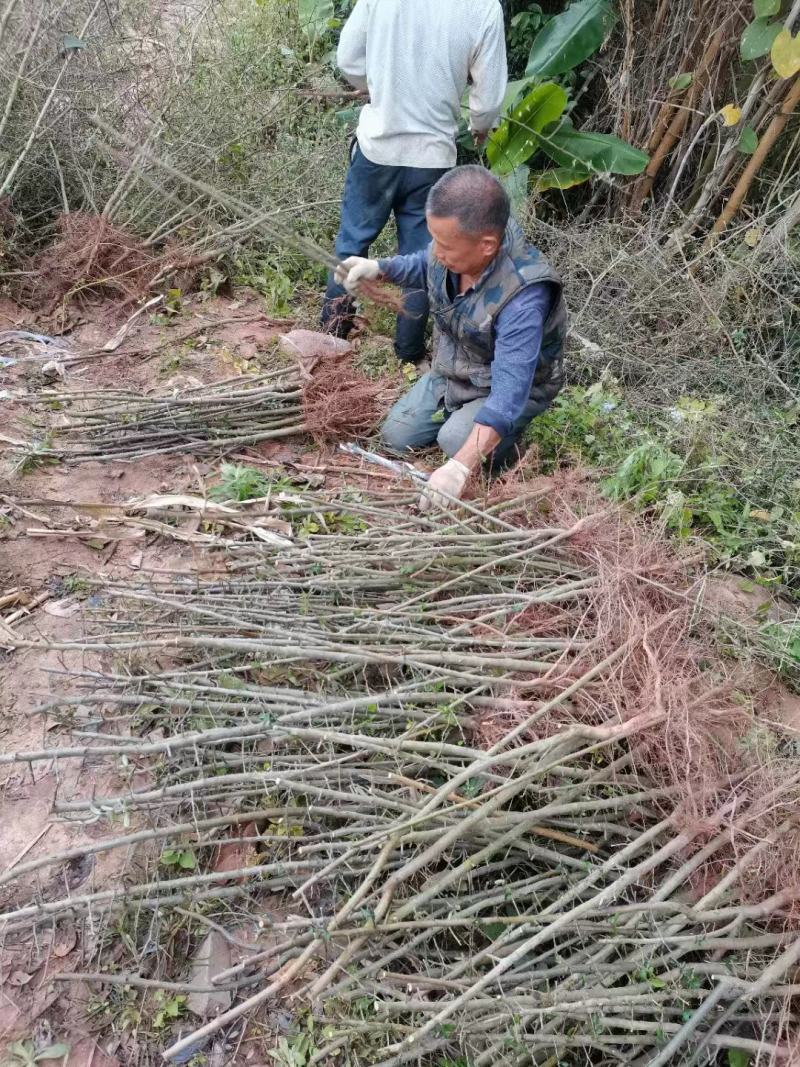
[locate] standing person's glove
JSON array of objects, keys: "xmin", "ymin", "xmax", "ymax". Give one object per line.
[
  {"xmin": 334, "ymin": 256, "xmax": 381, "ymax": 295},
  {"xmin": 419, "ymin": 459, "xmax": 471, "ymax": 512}
]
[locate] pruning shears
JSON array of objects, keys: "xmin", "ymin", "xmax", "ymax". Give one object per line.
[{"xmin": 339, "ymin": 442, "xmax": 429, "ymax": 482}]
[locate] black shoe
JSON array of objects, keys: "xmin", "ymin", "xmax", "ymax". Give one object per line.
[{"xmin": 321, "ymin": 294, "xmax": 356, "ymax": 339}]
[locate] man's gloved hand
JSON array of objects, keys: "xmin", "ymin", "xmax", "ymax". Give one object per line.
[
  {"xmin": 334, "ymin": 256, "xmax": 381, "ymax": 295},
  {"xmin": 419, "ymin": 458, "xmax": 471, "ymax": 512}
]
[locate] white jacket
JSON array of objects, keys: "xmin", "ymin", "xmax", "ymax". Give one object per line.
[{"xmin": 337, "ymin": 0, "xmax": 507, "ymax": 169}]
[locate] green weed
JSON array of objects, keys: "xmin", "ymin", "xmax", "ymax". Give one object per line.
[
  {"xmin": 602, "ymin": 441, "xmax": 683, "ymax": 505},
  {"xmin": 2, "ymin": 1042, "xmax": 70, "ymax": 1067},
  {"xmin": 235, "ymin": 257, "xmax": 323, "ymax": 318},
  {"xmin": 210, "ymin": 463, "xmax": 271, "ymax": 502},
  {"xmin": 296, "ymin": 511, "xmax": 367, "ymax": 537},
  {"xmin": 159, "ymin": 352, "xmax": 184, "ymax": 378},
  {"xmin": 160, "ymin": 846, "xmax": 198, "ymax": 870},
  {"xmin": 62, "ymin": 574, "xmax": 91, "ymax": 597},
  {"xmin": 527, "ymin": 380, "xmax": 629, "ymax": 468},
  {"xmin": 528, "ymin": 383, "xmax": 800, "ymax": 594},
  {"xmin": 353, "ymin": 336, "xmax": 396, "ymax": 380},
  {"xmin": 87, "ymin": 987, "xmax": 141, "ymax": 1032},
  {"xmin": 12, "ymin": 435, "xmax": 57, "ymax": 475},
  {"xmin": 758, "ymin": 620, "xmax": 800, "ymax": 678},
  {"xmin": 268, "ymin": 1017, "xmax": 317, "ymax": 1066},
  {"xmin": 151, "ymin": 992, "xmax": 187, "ymax": 1031}
]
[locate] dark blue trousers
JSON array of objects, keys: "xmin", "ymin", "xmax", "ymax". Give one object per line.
[{"xmin": 322, "ymin": 145, "xmax": 448, "ymax": 362}]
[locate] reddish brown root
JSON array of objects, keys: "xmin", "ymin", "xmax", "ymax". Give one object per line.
[
  {"xmin": 465, "ymin": 459, "xmax": 800, "ymax": 905},
  {"xmin": 17, "ymin": 212, "xmax": 187, "ymax": 310},
  {"xmin": 302, "ymin": 352, "xmax": 400, "ymax": 443}
]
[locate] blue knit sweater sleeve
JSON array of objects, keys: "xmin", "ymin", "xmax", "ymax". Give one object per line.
[
  {"xmin": 474, "ymin": 283, "xmax": 552, "ymax": 439},
  {"xmin": 377, "ymin": 249, "xmax": 429, "ymax": 290}
]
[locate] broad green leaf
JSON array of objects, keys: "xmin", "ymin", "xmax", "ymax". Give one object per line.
[
  {"xmin": 487, "ymin": 83, "xmax": 567, "ymax": 175},
  {"xmin": 771, "ymin": 28, "xmax": 800, "ymax": 76},
  {"xmin": 500, "ymin": 78, "xmax": 534, "ymax": 115},
  {"xmin": 539, "ymin": 122, "xmax": 649, "ymax": 175},
  {"xmin": 531, "ymin": 166, "xmax": 591, "ymax": 192},
  {"xmin": 727, "ymin": 1049, "xmax": 752, "ymax": 1067},
  {"xmin": 298, "ymin": 0, "xmax": 334, "ymax": 40},
  {"xmin": 738, "ymin": 126, "xmax": 759, "ymax": 154},
  {"xmin": 35, "ymin": 1047, "xmax": 70, "ymax": 1061},
  {"xmin": 740, "ymin": 17, "xmax": 783, "ymax": 60},
  {"xmin": 753, "ymin": 0, "xmax": 779, "ymax": 15},
  {"xmin": 62, "ymin": 33, "xmax": 86, "ymax": 51},
  {"xmin": 526, "ymin": 0, "xmax": 616, "ymax": 77},
  {"xmin": 178, "ymin": 849, "xmax": 197, "ymax": 869},
  {"xmin": 335, "ymin": 105, "xmax": 362, "ymax": 126},
  {"xmin": 500, "ymin": 164, "xmax": 531, "ymax": 220},
  {"xmin": 669, "ymin": 72, "xmax": 694, "ymax": 91}
]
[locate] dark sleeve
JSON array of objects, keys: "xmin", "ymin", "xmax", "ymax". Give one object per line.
[
  {"xmin": 377, "ymin": 248, "xmax": 430, "ymax": 290},
  {"xmin": 474, "ymin": 283, "xmax": 552, "ymax": 439}
]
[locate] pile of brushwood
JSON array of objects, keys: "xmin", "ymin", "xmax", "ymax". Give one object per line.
[{"xmin": 2, "ymin": 476, "xmax": 799, "ymax": 1065}]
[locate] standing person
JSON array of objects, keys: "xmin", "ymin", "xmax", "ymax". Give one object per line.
[
  {"xmin": 334, "ymin": 167, "xmax": 567, "ymax": 510},
  {"xmin": 322, "ymin": 0, "xmax": 507, "ymax": 371}
]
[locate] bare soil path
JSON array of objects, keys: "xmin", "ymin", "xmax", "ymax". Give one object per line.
[{"xmin": 0, "ymin": 292, "xmax": 299, "ymax": 1055}]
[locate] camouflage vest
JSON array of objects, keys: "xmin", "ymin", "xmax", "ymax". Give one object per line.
[{"xmin": 428, "ymin": 220, "xmax": 567, "ymax": 410}]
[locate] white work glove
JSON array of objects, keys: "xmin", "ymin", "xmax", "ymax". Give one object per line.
[
  {"xmin": 333, "ymin": 256, "xmax": 381, "ymax": 296},
  {"xmin": 419, "ymin": 459, "xmax": 471, "ymax": 512}
]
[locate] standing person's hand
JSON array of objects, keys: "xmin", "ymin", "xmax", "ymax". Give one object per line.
[
  {"xmin": 471, "ymin": 127, "xmax": 489, "ymax": 147},
  {"xmin": 334, "ymin": 256, "xmax": 381, "ymax": 295},
  {"xmin": 419, "ymin": 458, "xmax": 471, "ymax": 512}
]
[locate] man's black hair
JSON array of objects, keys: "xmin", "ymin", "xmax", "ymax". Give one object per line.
[{"xmin": 426, "ymin": 165, "xmax": 510, "ymax": 235}]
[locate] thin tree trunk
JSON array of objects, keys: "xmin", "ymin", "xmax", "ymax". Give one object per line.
[
  {"xmin": 707, "ymin": 75, "xmax": 800, "ymax": 241},
  {"xmin": 629, "ymin": 27, "xmax": 725, "ymax": 213}
]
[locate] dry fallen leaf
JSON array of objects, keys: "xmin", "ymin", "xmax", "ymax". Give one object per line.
[
  {"xmin": 213, "ymin": 822, "xmax": 259, "ymax": 883},
  {"xmin": 53, "ymin": 929, "xmax": 78, "ymax": 957},
  {"xmin": 65, "ymin": 1038, "xmax": 122, "ymax": 1067},
  {"xmin": 127, "ymin": 493, "xmax": 238, "ymax": 515},
  {"xmin": 43, "ymin": 598, "xmax": 82, "ymax": 619}
]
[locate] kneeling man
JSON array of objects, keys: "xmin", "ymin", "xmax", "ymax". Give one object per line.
[{"xmin": 335, "ymin": 166, "xmax": 567, "ymax": 510}]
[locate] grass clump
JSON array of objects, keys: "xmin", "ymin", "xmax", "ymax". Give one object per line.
[{"xmin": 209, "ymin": 463, "xmax": 271, "ymax": 502}]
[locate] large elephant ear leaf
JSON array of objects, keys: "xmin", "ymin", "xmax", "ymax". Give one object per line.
[
  {"xmin": 532, "ymin": 166, "xmax": 592, "ymax": 192},
  {"xmin": 538, "ymin": 122, "xmax": 649, "ymax": 175},
  {"xmin": 486, "ymin": 83, "xmax": 567, "ymax": 176},
  {"xmin": 526, "ymin": 0, "xmax": 616, "ymax": 78},
  {"xmin": 298, "ymin": 0, "xmax": 333, "ymax": 41}
]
